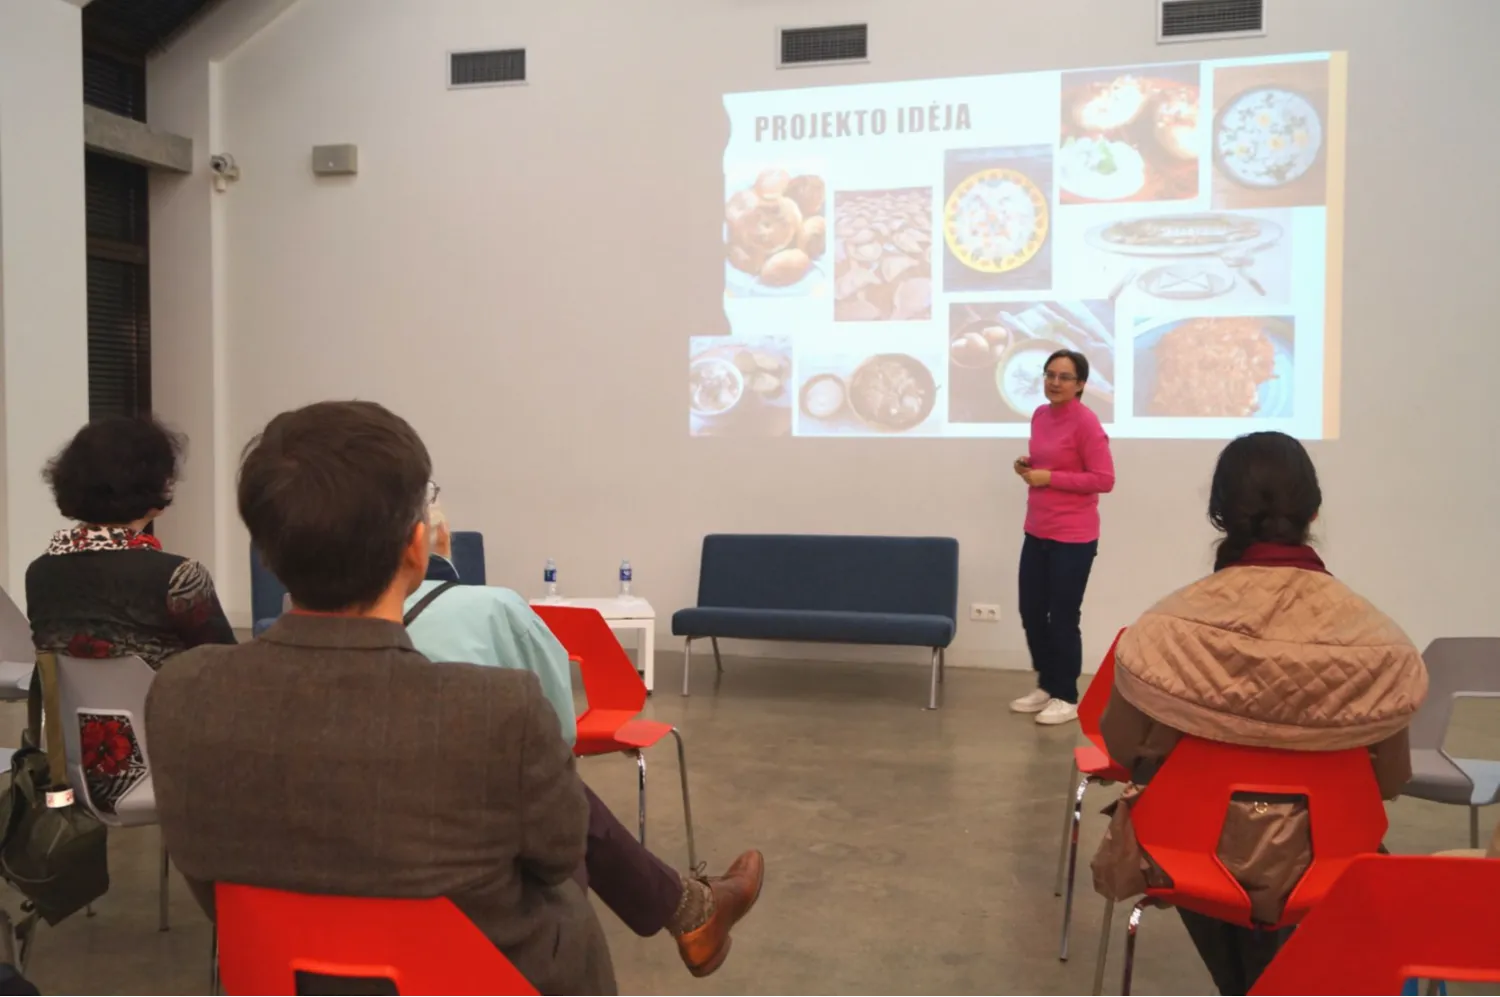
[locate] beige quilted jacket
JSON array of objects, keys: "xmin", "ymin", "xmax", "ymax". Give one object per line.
[{"xmin": 1092, "ymin": 562, "xmax": 1428, "ymax": 923}]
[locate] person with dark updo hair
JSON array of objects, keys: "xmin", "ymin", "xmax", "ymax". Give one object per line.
[
  {"xmin": 1089, "ymin": 431, "xmax": 1428, "ymax": 994},
  {"xmin": 27, "ymin": 416, "xmax": 235, "ymax": 670}
]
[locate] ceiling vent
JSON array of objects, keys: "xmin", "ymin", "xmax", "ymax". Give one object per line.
[
  {"xmin": 779, "ymin": 24, "xmax": 868, "ymax": 68},
  {"xmin": 449, "ymin": 48, "xmax": 526, "ymax": 88},
  {"xmin": 1157, "ymin": 0, "xmax": 1265, "ymax": 43}
]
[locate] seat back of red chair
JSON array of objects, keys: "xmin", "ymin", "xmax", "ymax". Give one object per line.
[
  {"xmin": 216, "ymin": 883, "xmax": 537, "ymax": 996},
  {"xmin": 1077, "ymin": 628, "xmax": 1126, "ymax": 751},
  {"xmin": 531, "ymin": 605, "xmax": 644, "ymax": 714},
  {"xmin": 1131, "ymin": 736, "xmax": 1387, "ymax": 926},
  {"xmin": 1250, "ymin": 855, "xmax": 1500, "ymax": 994}
]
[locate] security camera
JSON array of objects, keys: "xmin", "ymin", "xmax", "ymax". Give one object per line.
[{"xmin": 208, "ymin": 153, "xmax": 240, "ymax": 192}]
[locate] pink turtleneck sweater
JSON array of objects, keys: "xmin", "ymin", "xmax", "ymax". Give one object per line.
[{"xmin": 1024, "ymin": 399, "xmax": 1115, "ymax": 543}]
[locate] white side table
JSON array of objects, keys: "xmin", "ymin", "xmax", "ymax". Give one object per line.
[{"xmin": 530, "ymin": 596, "xmax": 657, "ymax": 692}]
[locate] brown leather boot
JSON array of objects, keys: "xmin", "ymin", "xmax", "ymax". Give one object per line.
[{"xmin": 675, "ymin": 849, "xmax": 765, "ymax": 977}]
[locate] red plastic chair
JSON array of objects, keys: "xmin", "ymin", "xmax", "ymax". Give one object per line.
[
  {"xmin": 532, "ymin": 604, "xmax": 697, "ymax": 868},
  {"xmin": 1111, "ymin": 736, "xmax": 1387, "ymax": 994},
  {"xmin": 1250, "ymin": 854, "xmax": 1500, "ymax": 994},
  {"xmin": 215, "ymin": 883, "xmax": 537, "ymax": 995},
  {"xmin": 1054, "ymin": 628, "xmax": 1130, "ymax": 962}
]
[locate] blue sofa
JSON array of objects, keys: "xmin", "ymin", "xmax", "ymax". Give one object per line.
[
  {"xmin": 250, "ymin": 532, "xmax": 488, "ymax": 635},
  {"xmin": 671, "ymin": 534, "xmax": 960, "ymax": 708}
]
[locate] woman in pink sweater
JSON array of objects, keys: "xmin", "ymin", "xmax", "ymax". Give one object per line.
[{"xmin": 1010, "ymin": 349, "xmax": 1115, "ymax": 725}]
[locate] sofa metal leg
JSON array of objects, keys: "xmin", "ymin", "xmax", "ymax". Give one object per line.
[
  {"xmin": 681, "ymin": 637, "xmax": 693, "ymax": 697},
  {"xmin": 1471, "ymin": 804, "xmax": 1480, "ymax": 849},
  {"xmin": 926, "ymin": 647, "xmax": 940, "ymax": 710},
  {"xmin": 710, "ymin": 637, "xmax": 723, "ymax": 673},
  {"xmin": 938, "ymin": 648, "xmax": 946, "ymax": 684}
]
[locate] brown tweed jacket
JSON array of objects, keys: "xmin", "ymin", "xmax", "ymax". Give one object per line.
[{"xmin": 145, "ymin": 614, "xmax": 616, "ymax": 995}]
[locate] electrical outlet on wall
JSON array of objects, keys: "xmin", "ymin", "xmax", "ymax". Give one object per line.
[{"xmin": 969, "ymin": 603, "xmax": 1000, "ymax": 623}]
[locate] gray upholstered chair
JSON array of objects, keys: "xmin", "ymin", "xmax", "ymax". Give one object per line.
[
  {"xmin": 1403, "ymin": 637, "xmax": 1500, "ymax": 847},
  {"xmin": 0, "ymin": 588, "xmax": 34, "ymax": 702}
]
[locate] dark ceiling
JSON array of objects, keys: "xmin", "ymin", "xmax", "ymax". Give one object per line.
[{"xmin": 83, "ymin": 0, "xmax": 228, "ymax": 57}]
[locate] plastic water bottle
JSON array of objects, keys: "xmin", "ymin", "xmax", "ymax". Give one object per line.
[
  {"xmin": 619, "ymin": 559, "xmax": 633, "ymax": 598},
  {"xmin": 544, "ymin": 558, "xmax": 558, "ymax": 601}
]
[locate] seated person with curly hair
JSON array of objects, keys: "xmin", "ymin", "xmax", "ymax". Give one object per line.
[{"xmin": 27, "ymin": 415, "xmax": 236, "ymax": 668}]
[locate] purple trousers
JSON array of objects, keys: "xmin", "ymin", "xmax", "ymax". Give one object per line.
[{"xmin": 574, "ymin": 783, "xmax": 682, "ymax": 936}]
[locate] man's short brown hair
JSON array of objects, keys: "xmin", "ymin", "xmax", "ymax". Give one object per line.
[{"xmin": 238, "ymin": 401, "xmax": 431, "ymax": 611}]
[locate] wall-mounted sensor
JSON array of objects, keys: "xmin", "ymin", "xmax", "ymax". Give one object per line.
[{"xmin": 312, "ymin": 144, "xmax": 359, "ymax": 176}]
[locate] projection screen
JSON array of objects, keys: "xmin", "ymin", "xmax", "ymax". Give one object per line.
[{"xmin": 692, "ymin": 52, "xmax": 1346, "ymax": 440}]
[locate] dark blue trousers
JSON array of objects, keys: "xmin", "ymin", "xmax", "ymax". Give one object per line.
[{"xmin": 1018, "ymin": 533, "xmax": 1097, "ymax": 704}]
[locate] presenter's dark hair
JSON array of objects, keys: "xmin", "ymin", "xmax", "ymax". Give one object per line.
[
  {"xmin": 238, "ymin": 400, "xmax": 431, "ymax": 611},
  {"xmin": 1045, "ymin": 349, "xmax": 1089, "ymax": 397},
  {"xmin": 45, "ymin": 416, "xmax": 183, "ymax": 525},
  {"xmin": 1209, "ymin": 431, "xmax": 1321, "ymax": 571}
]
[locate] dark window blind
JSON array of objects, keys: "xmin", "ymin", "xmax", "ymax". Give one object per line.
[
  {"xmin": 82, "ymin": 49, "xmax": 146, "ymax": 121},
  {"xmin": 84, "ymin": 152, "xmax": 150, "ymax": 419},
  {"xmin": 86, "ymin": 258, "xmax": 151, "ymax": 420}
]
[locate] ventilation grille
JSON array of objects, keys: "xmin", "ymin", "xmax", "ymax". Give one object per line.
[
  {"xmin": 449, "ymin": 48, "xmax": 526, "ymax": 88},
  {"xmin": 1158, "ymin": 0, "xmax": 1265, "ymax": 42},
  {"xmin": 779, "ymin": 24, "xmax": 868, "ymax": 67}
]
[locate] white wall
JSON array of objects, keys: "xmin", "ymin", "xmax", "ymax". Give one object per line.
[
  {"xmin": 154, "ymin": 0, "xmax": 1500, "ymax": 666},
  {"xmin": 0, "ymin": 0, "xmax": 90, "ymax": 604}
]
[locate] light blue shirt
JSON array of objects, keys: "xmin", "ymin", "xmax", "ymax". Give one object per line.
[{"xmin": 403, "ymin": 581, "xmax": 577, "ymax": 746}]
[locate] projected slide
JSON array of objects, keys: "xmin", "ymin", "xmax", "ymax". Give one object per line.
[{"xmin": 692, "ymin": 52, "xmax": 1346, "ymax": 440}]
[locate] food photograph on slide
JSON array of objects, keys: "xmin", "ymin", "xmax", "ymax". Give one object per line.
[
  {"xmin": 833, "ymin": 187, "xmax": 934, "ymax": 322},
  {"xmin": 724, "ymin": 168, "xmax": 828, "ymax": 297},
  {"xmin": 1211, "ymin": 58, "xmax": 1330, "ymax": 210},
  {"xmin": 1132, "ymin": 315, "xmax": 1295, "ymax": 419},
  {"xmin": 948, "ymin": 301, "xmax": 1115, "ymax": 425},
  {"xmin": 796, "ymin": 341, "xmax": 945, "ymax": 436},
  {"xmin": 688, "ymin": 335, "xmax": 794, "ymax": 436},
  {"xmin": 1057, "ymin": 63, "xmax": 1202, "ymax": 205},
  {"xmin": 941, "ymin": 145, "xmax": 1052, "ymax": 292},
  {"xmin": 1056, "ymin": 207, "xmax": 1295, "ymax": 311}
]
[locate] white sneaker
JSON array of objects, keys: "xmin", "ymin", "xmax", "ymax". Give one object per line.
[
  {"xmin": 1010, "ymin": 688, "xmax": 1052, "ymax": 713},
  {"xmin": 1035, "ymin": 699, "xmax": 1079, "ymax": 725}
]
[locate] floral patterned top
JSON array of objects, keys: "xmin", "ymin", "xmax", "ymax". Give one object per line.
[
  {"xmin": 26, "ymin": 525, "xmax": 237, "ymax": 814},
  {"xmin": 26, "ymin": 525, "xmax": 236, "ymax": 669}
]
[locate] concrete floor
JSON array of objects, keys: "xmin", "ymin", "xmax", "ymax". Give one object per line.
[{"xmin": 3, "ymin": 652, "xmax": 1497, "ymax": 995}]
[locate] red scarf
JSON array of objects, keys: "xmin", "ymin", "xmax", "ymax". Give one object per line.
[{"xmin": 1229, "ymin": 542, "xmax": 1329, "ymax": 574}]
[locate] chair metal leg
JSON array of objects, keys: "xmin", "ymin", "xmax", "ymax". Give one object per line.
[
  {"xmin": 635, "ymin": 749, "xmax": 648, "ymax": 846},
  {"xmin": 681, "ymin": 637, "xmax": 693, "ymax": 697},
  {"xmin": 14, "ymin": 907, "xmax": 36, "ymax": 977},
  {"xmin": 710, "ymin": 637, "xmax": 723, "ymax": 673},
  {"xmin": 1054, "ymin": 757, "xmax": 1081, "ymax": 896},
  {"xmin": 669, "ymin": 727, "xmax": 697, "ymax": 870},
  {"xmin": 159, "ymin": 842, "xmax": 170, "ymax": 932},
  {"xmin": 925, "ymin": 647, "xmax": 940, "ymax": 710},
  {"xmin": 210, "ymin": 927, "xmax": 220, "ymax": 995},
  {"xmin": 1092, "ymin": 897, "xmax": 1114, "ymax": 995},
  {"xmin": 1470, "ymin": 805, "xmax": 1480, "ymax": 849},
  {"xmin": 1120, "ymin": 899, "xmax": 1150, "ymax": 995},
  {"xmin": 1059, "ymin": 766, "xmax": 1090, "ymax": 961},
  {"xmin": 937, "ymin": 647, "xmax": 946, "ymax": 684}
]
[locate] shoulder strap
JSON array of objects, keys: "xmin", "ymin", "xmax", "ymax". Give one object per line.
[
  {"xmin": 403, "ymin": 581, "xmax": 460, "ymax": 628},
  {"xmin": 27, "ymin": 655, "xmax": 65, "ymax": 788}
]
